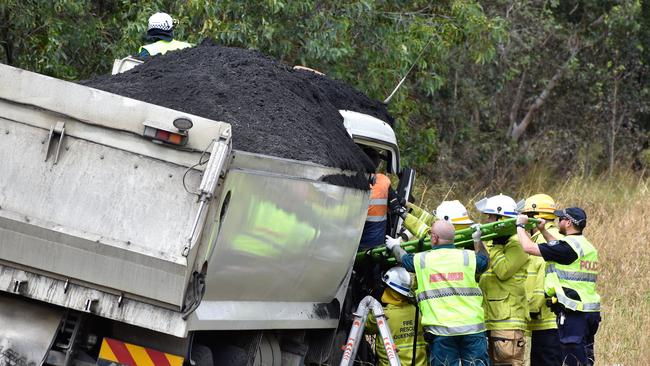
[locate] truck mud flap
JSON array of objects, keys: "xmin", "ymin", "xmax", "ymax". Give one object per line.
[{"xmin": 0, "ymin": 294, "xmax": 64, "ymax": 365}]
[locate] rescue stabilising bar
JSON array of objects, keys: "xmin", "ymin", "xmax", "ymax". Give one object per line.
[{"xmin": 357, "ymin": 217, "xmax": 539, "ymax": 263}]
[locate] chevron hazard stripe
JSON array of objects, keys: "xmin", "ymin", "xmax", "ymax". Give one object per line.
[{"xmin": 97, "ymin": 338, "xmax": 184, "ymax": 366}]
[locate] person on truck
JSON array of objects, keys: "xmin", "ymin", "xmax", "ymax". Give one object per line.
[
  {"xmin": 359, "ymin": 147, "xmax": 392, "ymax": 249},
  {"xmin": 138, "ymin": 12, "xmax": 192, "ymax": 57},
  {"xmin": 365, "ymin": 266, "xmax": 427, "ymax": 366},
  {"xmin": 386, "ymin": 220, "xmax": 490, "ymax": 366}
]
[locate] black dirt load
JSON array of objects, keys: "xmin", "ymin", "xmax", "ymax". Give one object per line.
[{"xmin": 81, "ymin": 40, "xmax": 395, "ymax": 187}]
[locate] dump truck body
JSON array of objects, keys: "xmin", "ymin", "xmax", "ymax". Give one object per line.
[
  {"xmin": 0, "ymin": 63, "xmax": 374, "ymax": 360},
  {"xmin": 0, "ymin": 63, "xmax": 406, "ymax": 365}
]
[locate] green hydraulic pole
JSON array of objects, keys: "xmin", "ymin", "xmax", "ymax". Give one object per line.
[{"xmin": 356, "ymin": 217, "xmax": 539, "ymax": 264}]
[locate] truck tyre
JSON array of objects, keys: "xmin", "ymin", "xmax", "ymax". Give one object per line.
[{"xmin": 190, "ymin": 344, "xmax": 214, "ymax": 366}]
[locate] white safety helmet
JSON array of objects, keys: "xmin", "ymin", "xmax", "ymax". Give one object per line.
[
  {"xmin": 382, "ymin": 267, "xmax": 414, "ymax": 297},
  {"xmin": 148, "ymin": 12, "xmax": 174, "ymax": 31},
  {"xmin": 475, "ymin": 194, "xmax": 518, "ymax": 218},
  {"xmin": 435, "ymin": 200, "xmax": 474, "ymax": 225}
]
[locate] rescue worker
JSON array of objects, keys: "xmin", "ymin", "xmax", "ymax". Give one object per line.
[
  {"xmin": 359, "ymin": 147, "xmax": 392, "ymax": 249},
  {"xmin": 138, "ymin": 12, "xmax": 192, "ymax": 57},
  {"xmin": 519, "ymin": 194, "xmax": 562, "ymax": 365},
  {"xmin": 365, "ymin": 267, "xmax": 427, "ymax": 366},
  {"xmin": 516, "ymin": 207, "xmax": 601, "ymax": 366},
  {"xmin": 475, "ymin": 194, "xmax": 529, "ymax": 366},
  {"xmin": 386, "ymin": 220, "xmax": 490, "ymax": 365},
  {"xmin": 398, "ymin": 200, "xmax": 474, "ymax": 239}
]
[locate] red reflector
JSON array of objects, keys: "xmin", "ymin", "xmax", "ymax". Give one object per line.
[
  {"xmin": 168, "ymin": 133, "xmax": 182, "ymax": 145},
  {"xmin": 155, "ymin": 130, "xmax": 170, "ymax": 141}
]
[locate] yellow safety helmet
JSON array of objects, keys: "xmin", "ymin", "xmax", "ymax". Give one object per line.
[{"xmin": 519, "ymin": 193, "xmax": 557, "ymax": 220}]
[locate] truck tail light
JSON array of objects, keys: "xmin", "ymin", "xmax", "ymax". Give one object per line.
[{"xmin": 143, "ymin": 125, "xmax": 188, "ymax": 146}]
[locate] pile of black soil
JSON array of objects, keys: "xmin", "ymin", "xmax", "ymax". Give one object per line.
[
  {"xmin": 294, "ymin": 70, "xmax": 394, "ymax": 127},
  {"xmin": 81, "ymin": 40, "xmax": 394, "ymax": 189}
]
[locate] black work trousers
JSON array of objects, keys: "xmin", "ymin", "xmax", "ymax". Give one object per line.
[
  {"xmin": 557, "ymin": 311, "xmax": 601, "ymax": 366},
  {"xmin": 530, "ymin": 328, "xmax": 561, "ymax": 366}
]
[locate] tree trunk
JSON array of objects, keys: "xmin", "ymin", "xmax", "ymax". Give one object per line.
[
  {"xmin": 609, "ymin": 78, "xmax": 618, "ymax": 176},
  {"xmin": 510, "ymin": 45, "xmax": 579, "ymax": 141},
  {"xmin": 508, "ymin": 71, "xmax": 527, "ymax": 137}
]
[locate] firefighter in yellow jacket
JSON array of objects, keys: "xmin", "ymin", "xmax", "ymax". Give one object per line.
[
  {"xmin": 399, "ymin": 200, "xmax": 474, "ymax": 239},
  {"xmin": 519, "ymin": 194, "xmax": 563, "ymax": 365},
  {"xmin": 475, "ymin": 194, "xmax": 529, "ymax": 366},
  {"xmin": 365, "ymin": 267, "xmax": 427, "ymax": 366}
]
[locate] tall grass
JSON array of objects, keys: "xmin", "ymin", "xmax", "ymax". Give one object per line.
[{"xmin": 412, "ymin": 169, "xmax": 650, "ymax": 364}]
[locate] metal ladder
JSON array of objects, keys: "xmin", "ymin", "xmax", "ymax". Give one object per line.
[{"xmin": 339, "ymin": 295, "xmax": 401, "ymax": 366}]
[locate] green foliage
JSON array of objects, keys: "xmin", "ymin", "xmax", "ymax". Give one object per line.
[{"xmin": 2, "ymin": 0, "xmax": 648, "ymax": 187}]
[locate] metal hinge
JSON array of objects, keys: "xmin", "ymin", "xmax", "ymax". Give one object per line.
[{"xmin": 44, "ymin": 121, "xmax": 66, "ymax": 164}]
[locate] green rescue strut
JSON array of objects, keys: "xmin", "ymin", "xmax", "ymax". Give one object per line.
[{"xmin": 356, "ymin": 217, "xmax": 539, "ymax": 263}]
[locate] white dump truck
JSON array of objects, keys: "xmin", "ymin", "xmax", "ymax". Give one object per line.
[{"xmin": 0, "ymin": 63, "xmax": 413, "ymax": 365}]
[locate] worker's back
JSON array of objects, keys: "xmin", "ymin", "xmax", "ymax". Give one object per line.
[
  {"xmin": 366, "ymin": 295, "xmax": 427, "ymax": 366},
  {"xmin": 359, "ymin": 173, "xmax": 391, "ymax": 248}
]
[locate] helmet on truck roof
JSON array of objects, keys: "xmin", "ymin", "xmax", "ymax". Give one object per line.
[
  {"xmin": 382, "ymin": 267, "xmax": 413, "ymax": 297},
  {"xmin": 148, "ymin": 12, "xmax": 174, "ymax": 31},
  {"xmin": 435, "ymin": 200, "xmax": 474, "ymax": 227},
  {"xmin": 475, "ymin": 194, "xmax": 518, "ymax": 218},
  {"xmin": 518, "ymin": 193, "xmax": 557, "ymax": 220}
]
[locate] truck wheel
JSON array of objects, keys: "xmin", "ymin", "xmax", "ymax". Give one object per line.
[
  {"xmin": 190, "ymin": 344, "xmax": 214, "ymax": 366},
  {"xmin": 252, "ymin": 333, "xmax": 282, "ymax": 366}
]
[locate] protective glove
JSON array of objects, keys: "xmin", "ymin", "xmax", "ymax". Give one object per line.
[
  {"xmin": 516, "ymin": 214, "xmax": 528, "ymax": 226},
  {"xmin": 471, "ymin": 223, "xmax": 482, "ymax": 243},
  {"xmin": 385, "ymin": 235, "xmax": 402, "ymax": 250},
  {"xmin": 388, "ymin": 198, "xmax": 407, "ymax": 218}
]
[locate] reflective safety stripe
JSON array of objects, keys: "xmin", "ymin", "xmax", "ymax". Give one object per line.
[
  {"xmin": 486, "ymin": 319, "xmax": 527, "ymax": 324},
  {"xmin": 368, "ymin": 198, "xmax": 388, "ymax": 205},
  {"xmin": 551, "ymin": 267, "xmax": 597, "ymax": 282},
  {"xmin": 417, "ymin": 287, "xmax": 483, "ymax": 302},
  {"xmin": 419, "ymin": 253, "xmax": 426, "ymax": 269},
  {"xmin": 564, "ymin": 236, "xmax": 585, "ymax": 257},
  {"xmin": 556, "ymin": 291, "xmax": 580, "ymax": 311},
  {"xmin": 583, "ymin": 302, "xmax": 601, "ymax": 311},
  {"xmin": 388, "ymin": 281, "xmax": 411, "ymax": 294},
  {"xmin": 365, "ymin": 215, "xmax": 387, "ymax": 222},
  {"xmin": 492, "ymin": 254, "xmax": 506, "ymax": 267},
  {"xmin": 451, "ymin": 216, "xmax": 471, "ymax": 222},
  {"xmin": 462, "ymin": 250, "xmax": 469, "ymax": 266},
  {"xmin": 424, "ymin": 323, "xmax": 486, "ymax": 336}
]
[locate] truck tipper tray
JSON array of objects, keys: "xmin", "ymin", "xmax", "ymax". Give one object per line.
[{"xmin": 0, "ymin": 64, "xmax": 370, "ymax": 338}]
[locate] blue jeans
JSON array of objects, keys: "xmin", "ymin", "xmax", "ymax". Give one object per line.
[
  {"xmin": 425, "ymin": 331, "xmax": 491, "ymax": 366},
  {"xmin": 557, "ymin": 311, "xmax": 601, "ymax": 366}
]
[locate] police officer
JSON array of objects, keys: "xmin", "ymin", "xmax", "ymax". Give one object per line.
[
  {"xmin": 386, "ymin": 220, "xmax": 490, "ymax": 365},
  {"xmin": 365, "ymin": 267, "xmax": 427, "ymax": 366},
  {"xmin": 519, "ymin": 194, "xmax": 563, "ymax": 365},
  {"xmin": 475, "ymin": 194, "xmax": 529, "ymax": 366},
  {"xmin": 516, "ymin": 207, "xmax": 601, "ymax": 366},
  {"xmin": 138, "ymin": 12, "xmax": 192, "ymax": 57}
]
